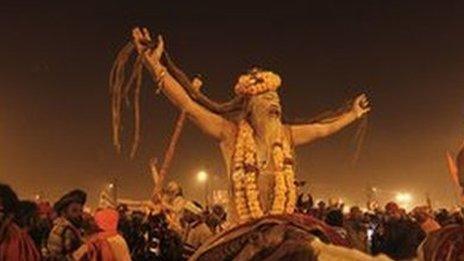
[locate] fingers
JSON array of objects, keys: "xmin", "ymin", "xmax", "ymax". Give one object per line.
[
  {"xmin": 132, "ymin": 27, "xmax": 141, "ymax": 43},
  {"xmin": 132, "ymin": 27, "xmax": 147, "ymax": 53},
  {"xmin": 361, "ymin": 98, "xmax": 370, "ymax": 108},
  {"xmin": 143, "ymin": 27, "xmax": 152, "ymax": 41},
  {"xmin": 357, "ymin": 93, "xmax": 368, "ymax": 102},
  {"xmin": 157, "ymin": 35, "xmax": 165, "ymax": 52},
  {"xmin": 153, "ymin": 35, "xmax": 165, "ymax": 58},
  {"xmin": 354, "ymin": 93, "xmax": 371, "ymax": 117},
  {"xmin": 356, "ymin": 93, "xmax": 370, "ymax": 109},
  {"xmin": 133, "ymin": 27, "xmax": 151, "ymax": 41},
  {"xmin": 132, "ymin": 27, "xmax": 142, "ymax": 38}
]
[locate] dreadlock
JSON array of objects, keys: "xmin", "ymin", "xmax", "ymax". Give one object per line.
[{"xmin": 109, "ymin": 42, "xmax": 144, "ymax": 158}]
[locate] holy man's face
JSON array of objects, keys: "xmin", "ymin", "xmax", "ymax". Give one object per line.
[{"xmin": 248, "ymin": 91, "xmax": 282, "ymax": 124}]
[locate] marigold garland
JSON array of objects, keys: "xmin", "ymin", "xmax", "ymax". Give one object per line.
[{"xmin": 231, "ymin": 120, "xmax": 296, "ymax": 223}]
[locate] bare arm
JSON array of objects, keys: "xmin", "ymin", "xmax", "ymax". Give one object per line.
[
  {"xmin": 153, "ymin": 62, "xmax": 234, "ymax": 140},
  {"xmin": 132, "ymin": 28, "xmax": 234, "ymax": 140},
  {"xmin": 291, "ymin": 94, "xmax": 370, "ymax": 146}
]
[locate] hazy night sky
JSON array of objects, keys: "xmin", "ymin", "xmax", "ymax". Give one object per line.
[{"xmin": 1, "ymin": 2, "xmax": 464, "ymax": 209}]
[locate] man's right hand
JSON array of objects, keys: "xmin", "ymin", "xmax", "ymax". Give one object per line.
[{"xmin": 132, "ymin": 27, "xmax": 164, "ymax": 66}]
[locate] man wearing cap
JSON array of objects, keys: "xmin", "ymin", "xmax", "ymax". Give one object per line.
[{"xmin": 46, "ymin": 189, "xmax": 86, "ymax": 260}]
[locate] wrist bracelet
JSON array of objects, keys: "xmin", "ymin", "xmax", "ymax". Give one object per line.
[
  {"xmin": 155, "ymin": 67, "xmax": 166, "ymax": 82},
  {"xmin": 155, "ymin": 67, "xmax": 166, "ymax": 94}
]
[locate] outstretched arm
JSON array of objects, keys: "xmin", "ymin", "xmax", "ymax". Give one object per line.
[
  {"xmin": 132, "ymin": 28, "xmax": 234, "ymax": 140},
  {"xmin": 290, "ymin": 94, "xmax": 370, "ymax": 146}
]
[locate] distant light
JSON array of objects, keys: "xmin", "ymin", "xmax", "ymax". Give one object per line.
[
  {"xmin": 372, "ymin": 187, "xmax": 378, "ymax": 193},
  {"xmin": 395, "ymin": 192, "xmax": 412, "ymax": 203},
  {"xmin": 108, "ymin": 183, "xmax": 114, "ymax": 189},
  {"xmin": 197, "ymin": 171, "xmax": 208, "ymax": 183}
]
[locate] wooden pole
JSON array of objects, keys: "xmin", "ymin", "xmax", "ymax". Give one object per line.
[{"xmin": 151, "ymin": 110, "xmax": 187, "ymax": 202}]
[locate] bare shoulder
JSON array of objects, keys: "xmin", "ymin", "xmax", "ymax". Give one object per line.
[
  {"xmin": 221, "ymin": 120, "xmax": 238, "ymax": 143},
  {"xmin": 219, "ymin": 121, "xmax": 238, "ymax": 159}
]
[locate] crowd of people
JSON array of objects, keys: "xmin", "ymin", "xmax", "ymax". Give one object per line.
[
  {"xmin": 1, "ymin": 181, "xmax": 463, "ymax": 260},
  {"xmin": 295, "ymin": 193, "xmax": 463, "ymax": 260}
]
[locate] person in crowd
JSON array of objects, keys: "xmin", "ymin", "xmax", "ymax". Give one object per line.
[
  {"xmin": 434, "ymin": 208, "xmax": 450, "ymax": 227},
  {"xmin": 411, "ymin": 206, "xmax": 441, "ymax": 234},
  {"xmin": 296, "ymin": 193, "xmax": 314, "ymax": 214},
  {"xmin": 123, "ymin": 211, "xmax": 146, "ymax": 259},
  {"xmin": 146, "ymin": 212, "xmax": 185, "ymax": 260},
  {"xmin": 0, "ymin": 183, "xmax": 41, "ymax": 260},
  {"xmin": 116, "ymin": 204, "xmax": 133, "ymax": 250},
  {"xmin": 161, "ymin": 181, "xmax": 187, "ymax": 233},
  {"xmin": 47, "ymin": 189, "xmax": 86, "ymax": 260},
  {"xmin": 384, "ymin": 202, "xmax": 401, "ymax": 220},
  {"xmin": 345, "ymin": 206, "xmax": 368, "ymax": 252},
  {"xmin": 315, "ymin": 200, "xmax": 327, "ymax": 220},
  {"xmin": 16, "ymin": 200, "xmax": 41, "ymax": 246},
  {"xmin": 162, "ymin": 182, "xmax": 186, "ymax": 214},
  {"xmin": 371, "ymin": 202, "xmax": 425, "ymax": 260},
  {"xmin": 325, "ymin": 208, "xmax": 348, "ymax": 240},
  {"xmin": 36, "ymin": 201, "xmax": 55, "ymax": 255},
  {"xmin": 204, "ymin": 204, "xmax": 227, "ymax": 234},
  {"xmin": 181, "ymin": 201, "xmax": 213, "ymax": 250},
  {"xmin": 120, "ymin": 209, "xmax": 185, "ymax": 261},
  {"xmin": 73, "ymin": 208, "xmax": 131, "ymax": 260}
]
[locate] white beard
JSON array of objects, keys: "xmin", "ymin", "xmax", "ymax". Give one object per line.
[
  {"xmin": 261, "ymin": 118, "xmax": 282, "ymax": 146},
  {"xmin": 251, "ymin": 115, "xmax": 283, "ymax": 155},
  {"xmin": 250, "ymin": 116, "xmax": 283, "ymax": 212}
]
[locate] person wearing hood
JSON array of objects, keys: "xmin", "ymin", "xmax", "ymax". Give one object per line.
[{"xmin": 73, "ymin": 208, "xmax": 131, "ymax": 261}]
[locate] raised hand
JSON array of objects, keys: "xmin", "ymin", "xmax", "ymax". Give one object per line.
[
  {"xmin": 132, "ymin": 27, "xmax": 164, "ymax": 65},
  {"xmin": 352, "ymin": 93, "xmax": 371, "ymax": 118}
]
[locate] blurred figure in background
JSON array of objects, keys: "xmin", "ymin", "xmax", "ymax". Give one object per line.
[
  {"xmin": 371, "ymin": 202, "xmax": 425, "ymax": 260},
  {"xmin": 181, "ymin": 201, "xmax": 213, "ymax": 250},
  {"xmin": 161, "ymin": 181, "xmax": 187, "ymax": 233},
  {"xmin": 296, "ymin": 193, "xmax": 314, "ymax": 214},
  {"xmin": 73, "ymin": 208, "xmax": 131, "ymax": 260},
  {"xmin": 345, "ymin": 206, "xmax": 368, "ymax": 252},
  {"xmin": 204, "ymin": 204, "xmax": 227, "ymax": 234},
  {"xmin": 36, "ymin": 201, "xmax": 55, "ymax": 255},
  {"xmin": 325, "ymin": 208, "xmax": 348, "ymax": 240},
  {"xmin": 0, "ymin": 183, "xmax": 41, "ymax": 260},
  {"xmin": 315, "ymin": 200, "xmax": 327, "ymax": 220}
]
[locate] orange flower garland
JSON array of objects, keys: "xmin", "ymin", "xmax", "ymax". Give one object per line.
[{"xmin": 232, "ymin": 120, "xmax": 296, "ymax": 223}]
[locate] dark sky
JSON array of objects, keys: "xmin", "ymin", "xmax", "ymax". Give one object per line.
[{"xmin": 1, "ymin": 1, "xmax": 464, "ymax": 209}]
